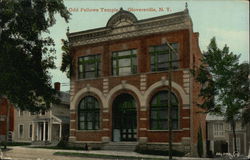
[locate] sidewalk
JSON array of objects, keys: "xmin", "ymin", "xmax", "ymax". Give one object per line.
[
  {"xmin": 25, "ymin": 146, "xmax": 213, "ymax": 160},
  {"xmin": 3, "ymin": 146, "xmax": 228, "ymax": 160}
]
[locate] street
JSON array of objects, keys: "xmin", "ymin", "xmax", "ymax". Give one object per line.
[{"xmin": 2, "ymin": 146, "xmax": 106, "ymax": 160}]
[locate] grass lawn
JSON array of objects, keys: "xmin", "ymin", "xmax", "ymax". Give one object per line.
[
  {"xmin": 53, "ymin": 152, "xmax": 168, "ymax": 160},
  {"xmin": 31, "ymin": 146, "xmax": 84, "ymax": 150},
  {"xmin": 0, "ymin": 142, "xmax": 31, "ymax": 147}
]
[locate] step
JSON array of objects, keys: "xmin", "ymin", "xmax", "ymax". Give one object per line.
[{"xmin": 103, "ymin": 142, "xmax": 137, "ymax": 152}]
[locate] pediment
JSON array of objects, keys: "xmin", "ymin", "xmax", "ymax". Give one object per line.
[{"xmin": 106, "ymin": 8, "xmax": 137, "ymax": 28}]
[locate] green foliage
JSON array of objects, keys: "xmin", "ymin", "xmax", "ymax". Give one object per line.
[
  {"xmin": 60, "ymin": 39, "xmax": 72, "ymax": 78},
  {"xmin": 197, "ymin": 126, "xmax": 203, "ymax": 157},
  {"xmin": 195, "ymin": 37, "xmax": 249, "ymax": 124},
  {"xmin": 135, "ymin": 146, "xmax": 185, "ymax": 157},
  {"xmin": 4, "ymin": 142, "xmax": 31, "ymax": 146},
  {"xmin": 195, "ymin": 37, "xmax": 249, "ymax": 154},
  {"xmin": 56, "ymin": 139, "xmax": 68, "ymax": 148},
  {"xmin": 0, "ymin": 0, "xmax": 70, "ymax": 112}
]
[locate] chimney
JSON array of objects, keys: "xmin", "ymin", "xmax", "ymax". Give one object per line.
[{"xmin": 54, "ymin": 82, "xmax": 61, "ymax": 91}]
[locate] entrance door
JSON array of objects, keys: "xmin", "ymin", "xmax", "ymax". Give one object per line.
[{"xmin": 112, "ymin": 94, "xmax": 137, "ymax": 142}]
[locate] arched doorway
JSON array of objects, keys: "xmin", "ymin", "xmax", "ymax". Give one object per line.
[{"xmin": 112, "ymin": 93, "xmax": 137, "ymax": 142}]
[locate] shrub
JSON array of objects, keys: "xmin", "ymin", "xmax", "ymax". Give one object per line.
[
  {"xmin": 135, "ymin": 146, "xmax": 185, "ymax": 157},
  {"xmin": 57, "ymin": 140, "xmax": 68, "ymax": 148}
]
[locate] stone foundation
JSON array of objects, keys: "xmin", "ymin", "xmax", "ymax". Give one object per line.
[
  {"xmin": 68, "ymin": 141, "xmax": 104, "ymax": 150},
  {"xmin": 137, "ymin": 143, "xmax": 190, "ymax": 154}
]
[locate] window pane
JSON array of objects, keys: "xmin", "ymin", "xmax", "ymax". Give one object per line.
[
  {"xmin": 171, "ymin": 109, "xmax": 178, "ymax": 119},
  {"xmin": 78, "ymin": 96, "xmax": 100, "ymax": 130},
  {"xmin": 112, "ymin": 60, "xmax": 117, "ymax": 67},
  {"xmin": 119, "ymin": 67, "xmax": 131, "ymax": 75},
  {"xmin": 158, "ymin": 54, "xmax": 168, "ymax": 63},
  {"xmin": 117, "ymin": 50, "xmax": 131, "ymax": 56},
  {"xmin": 79, "ymin": 113, "xmax": 85, "ymax": 121},
  {"xmin": 150, "ymin": 43, "xmax": 179, "ymax": 71},
  {"xmin": 158, "ymin": 93, "xmax": 168, "ymax": 103},
  {"xmin": 85, "ymin": 63, "xmax": 95, "ymax": 71},
  {"xmin": 95, "ymin": 121, "xmax": 99, "ymax": 129},
  {"xmin": 150, "ymin": 91, "xmax": 179, "ymax": 130},
  {"xmin": 150, "ymin": 55, "xmax": 155, "ymax": 65},
  {"xmin": 158, "ymin": 63, "xmax": 168, "ymax": 71},
  {"xmin": 158, "ymin": 110, "xmax": 167, "ymax": 119},
  {"xmin": 132, "ymin": 57, "xmax": 137, "ymax": 66},
  {"xmin": 88, "ymin": 122, "xmax": 93, "ymax": 129},
  {"xmin": 84, "ymin": 56, "xmax": 95, "ymax": 61},
  {"xmin": 156, "ymin": 45, "xmax": 167, "ymax": 52},
  {"xmin": 79, "ymin": 64, "xmax": 83, "ymax": 72},
  {"xmin": 85, "ymin": 72, "xmax": 95, "ymax": 78},
  {"xmin": 79, "ymin": 122, "xmax": 85, "ymax": 130},
  {"xmin": 151, "ymin": 121, "xmax": 158, "ymax": 130},
  {"xmin": 112, "ymin": 49, "xmax": 137, "ymax": 76},
  {"xmin": 159, "ymin": 121, "xmax": 168, "ymax": 130},
  {"xmin": 87, "ymin": 112, "xmax": 94, "ymax": 120},
  {"xmin": 78, "ymin": 55, "xmax": 100, "ymax": 79},
  {"xmin": 151, "ymin": 110, "xmax": 158, "ymax": 119},
  {"xmin": 119, "ymin": 58, "xmax": 130, "ymax": 67},
  {"xmin": 172, "ymin": 120, "xmax": 178, "ymax": 129},
  {"xmin": 79, "ymin": 101, "xmax": 84, "ymax": 109}
]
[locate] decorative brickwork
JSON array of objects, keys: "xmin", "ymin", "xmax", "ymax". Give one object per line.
[{"xmin": 68, "ymin": 8, "xmax": 206, "ymax": 156}]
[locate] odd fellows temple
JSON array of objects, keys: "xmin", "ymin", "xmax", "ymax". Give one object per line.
[{"xmin": 68, "ymin": 6, "xmax": 206, "ymax": 156}]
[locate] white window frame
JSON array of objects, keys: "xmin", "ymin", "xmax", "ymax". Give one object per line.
[{"xmin": 213, "ymin": 123, "xmax": 224, "ymax": 137}]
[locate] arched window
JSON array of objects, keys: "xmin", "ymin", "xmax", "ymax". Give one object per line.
[
  {"xmin": 78, "ymin": 96, "xmax": 100, "ymax": 130},
  {"xmin": 150, "ymin": 91, "xmax": 179, "ymax": 130}
]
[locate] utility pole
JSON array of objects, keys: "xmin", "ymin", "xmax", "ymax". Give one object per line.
[{"xmin": 166, "ymin": 42, "xmax": 175, "ymax": 160}]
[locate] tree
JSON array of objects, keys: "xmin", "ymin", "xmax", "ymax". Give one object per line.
[
  {"xmin": 0, "ymin": 0, "xmax": 70, "ymax": 111},
  {"xmin": 195, "ymin": 37, "xmax": 249, "ymax": 154},
  {"xmin": 0, "ymin": 0, "xmax": 70, "ymax": 146},
  {"xmin": 60, "ymin": 38, "xmax": 72, "ymax": 78}
]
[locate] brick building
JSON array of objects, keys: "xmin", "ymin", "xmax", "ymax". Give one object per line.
[
  {"xmin": 0, "ymin": 98, "xmax": 14, "ymax": 143},
  {"xmin": 68, "ymin": 7, "xmax": 206, "ymax": 156}
]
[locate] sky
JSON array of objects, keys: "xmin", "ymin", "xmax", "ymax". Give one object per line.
[{"xmin": 49, "ymin": 0, "xmax": 249, "ymax": 91}]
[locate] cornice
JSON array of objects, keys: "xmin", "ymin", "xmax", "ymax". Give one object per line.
[{"xmin": 68, "ymin": 10, "xmax": 192, "ymax": 47}]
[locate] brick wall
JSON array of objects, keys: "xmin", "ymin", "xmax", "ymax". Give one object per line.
[
  {"xmin": 69, "ymin": 29, "xmax": 206, "ymax": 155},
  {"xmin": 0, "ymin": 98, "xmax": 14, "ymax": 140}
]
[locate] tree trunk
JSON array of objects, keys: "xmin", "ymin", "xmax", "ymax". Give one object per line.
[
  {"xmin": 4, "ymin": 99, "xmax": 10, "ymax": 149},
  {"xmin": 231, "ymin": 121, "xmax": 237, "ymax": 154}
]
